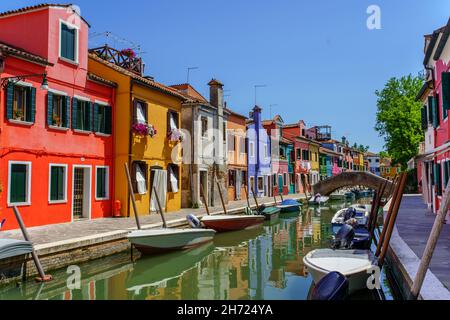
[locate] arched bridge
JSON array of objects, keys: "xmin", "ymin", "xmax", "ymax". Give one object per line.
[{"xmin": 311, "ymin": 172, "xmax": 393, "ymax": 197}]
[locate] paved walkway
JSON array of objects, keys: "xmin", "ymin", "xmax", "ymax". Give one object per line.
[
  {"xmin": 395, "ymin": 195, "xmax": 450, "ymax": 290},
  {"xmin": 0, "ymin": 194, "xmax": 305, "ymax": 246}
]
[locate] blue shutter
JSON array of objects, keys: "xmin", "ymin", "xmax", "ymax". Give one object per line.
[
  {"xmin": 6, "ymin": 82, "xmax": 14, "ymax": 120},
  {"xmin": 28, "ymin": 87, "xmax": 36, "ymax": 123},
  {"xmin": 47, "ymin": 92, "xmax": 53, "ymax": 126},
  {"xmin": 65, "ymin": 96, "xmax": 71, "ymax": 128},
  {"xmin": 93, "ymin": 103, "xmax": 99, "ymax": 132},
  {"xmin": 442, "ymin": 72, "xmax": 450, "ymax": 113},
  {"xmin": 72, "ymin": 97, "xmax": 78, "ymax": 129}
]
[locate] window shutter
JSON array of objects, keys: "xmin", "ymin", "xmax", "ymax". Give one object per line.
[
  {"xmin": 93, "ymin": 103, "xmax": 99, "ymax": 132},
  {"xmin": 72, "ymin": 97, "xmax": 78, "ymax": 129},
  {"xmin": 444, "ymin": 161, "xmax": 449, "ymax": 190},
  {"xmin": 6, "ymin": 82, "xmax": 14, "ymax": 120},
  {"xmin": 442, "ymin": 72, "xmax": 450, "ymax": 113},
  {"xmin": 47, "ymin": 92, "xmax": 53, "ymax": 126},
  {"xmin": 421, "ymin": 106, "xmax": 427, "ymax": 130},
  {"xmin": 166, "ymin": 111, "xmax": 171, "ymax": 135},
  {"xmin": 27, "ymin": 87, "xmax": 36, "ymax": 123},
  {"xmin": 105, "ymin": 106, "xmax": 112, "ymax": 135},
  {"xmin": 432, "ymin": 96, "xmax": 438, "ymax": 128},
  {"xmin": 132, "ymin": 100, "xmax": 138, "ymax": 124},
  {"xmin": 131, "ymin": 162, "xmax": 138, "ymax": 192},
  {"xmin": 65, "ymin": 96, "xmax": 70, "ymax": 128},
  {"xmin": 87, "ymin": 102, "xmax": 93, "ymax": 131},
  {"xmin": 437, "ymin": 163, "xmax": 442, "ymax": 196}
]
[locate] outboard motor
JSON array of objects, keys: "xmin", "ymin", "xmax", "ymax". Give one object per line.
[
  {"xmin": 186, "ymin": 214, "xmax": 202, "ymax": 229},
  {"xmin": 331, "ymin": 224, "xmax": 355, "ymax": 249},
  {"xmin": 257, "ymin": 204, "xmax": 267, "ymax": 215},
  {"xmin": 343, "ymin": 207, "xmax": 357, "ymax": 222},
  {"xmin": 310, "ymin": 272, "xmax": 349, "ymax": 300}
]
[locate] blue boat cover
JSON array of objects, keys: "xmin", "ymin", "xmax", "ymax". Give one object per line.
[{"xmin": 281, "ymin": 199, "xmax": 301, "ymax": 206}]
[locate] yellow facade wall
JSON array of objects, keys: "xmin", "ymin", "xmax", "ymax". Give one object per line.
[
  {"xmin": 88, "ymin": 57, "xmax": 182, "ymax": 217},
  {"xmin": 309, "ymin": 144, "xmax": 320, "ymax": 171}
]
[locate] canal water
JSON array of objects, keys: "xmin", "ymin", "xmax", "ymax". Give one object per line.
[{"xmin": 0, "ymin": 200, "xmax": 395, "ymax": 300}]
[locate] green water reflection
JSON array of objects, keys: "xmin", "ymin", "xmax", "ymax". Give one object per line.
[{"xmin": 1, "ymin": 200, "xmax": 388, "ymax": 300}]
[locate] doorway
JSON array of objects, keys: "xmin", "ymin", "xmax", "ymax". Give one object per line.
[{"xmin": 72, "ymin": 166, "xmax": 91, "ymax": 221}]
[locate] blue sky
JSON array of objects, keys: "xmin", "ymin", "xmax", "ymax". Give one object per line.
[{"xmin": 2, "ymin": 1, "xmax": 450, "ymax": 152}]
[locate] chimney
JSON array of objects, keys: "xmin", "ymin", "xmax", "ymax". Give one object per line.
[{"xmin": 208, "ymin": 79, "xmax": 224, "ymax": 108}]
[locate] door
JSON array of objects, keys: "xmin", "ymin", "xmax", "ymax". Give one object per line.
[
  {"xmin": 73, "ymin": 168, "xmax": 84, "ymax": 219},
  {"xmin": 278, "ymin": 175, "xmax": 283, "ymax": 194}
]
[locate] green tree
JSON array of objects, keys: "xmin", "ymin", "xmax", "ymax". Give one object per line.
[{"xmin": 375, "ymin": 74, "xmax": 424, "ymax": 169}]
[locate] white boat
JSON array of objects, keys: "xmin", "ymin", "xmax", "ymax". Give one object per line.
[
  {"xmin": 303, "ymin": 249, "xmax": 376, "ymax": 294},
  {"xmin": 331, "ymin": 206, "xmax": 370, "ymax": 226},
  {"xmin": 329, "ymin": 191, "xmax": 346, "ymax": 200},
  {"xmin": 309, "ymin": 195, "xmax": 330, "ymax": 205},
  {"xmin": 128, "ymin": 228, "xmax": 216, "ymax": 255}
]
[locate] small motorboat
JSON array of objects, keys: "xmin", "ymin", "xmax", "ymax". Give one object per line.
[
  {"xmin": 277, "ymin": 199, "xmax": 302, "ymax": 213},
  {"xmin": 329, "ymin": 191, "xmax": 346, "ymax": 201},
  {"xmin": 200, "ymin": 215, "xmax": 265, "ymax": 232},
  {"xmin": 309, "ymin": 194, "xmax": 330, "ymax": 205},
  {"xmin": 303, "ymin": 248, "xmax": 376, "ymax": 294},
  {"xmin": 345, "ymin": 192, "xmax": 355, "ymax": 200},
  {"xmin": 128, "ymin": 228, "xmax": 216, "ymax": 255},
  {"xmin": 259, "ymin": 206, "xmax": 281, "ymax": 221}
]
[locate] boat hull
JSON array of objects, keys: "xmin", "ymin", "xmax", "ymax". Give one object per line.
[
  {"xmin": 303, "ymin": 249, "xmax": 375, "ymax": 294},
  {"xmin": 128, "ymin": 228, "xmax": 216, "ymax": 255},
  {"xmin": 261, "ymin": 207, "xmax": 281, "ymax": 220},
  {"xmin": 201, "ymin": 215, "xmax": 265, "ymax": 232}
]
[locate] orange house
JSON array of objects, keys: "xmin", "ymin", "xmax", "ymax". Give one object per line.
[
  {"xmin": 226, "ymin": 107, "xmax": 248, "ymax": 201},
  {"xmin": 0, "ymin": 4, "xmax": 115, "ymax": 230}
]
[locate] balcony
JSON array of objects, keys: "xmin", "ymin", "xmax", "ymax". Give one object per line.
[{"xmin": 89, "ymin": 45, "xmax": 144, "ymax": 76}]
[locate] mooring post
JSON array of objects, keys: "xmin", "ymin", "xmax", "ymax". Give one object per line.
[
  {"xmin": 215, "ymin": 174, "xmax": 228, "ymax": 215},
  {"xmin": 409, "ymin": 179, "xmax": 450, "ymax": 300},
  {"xmin": 12, "ymin": 207, "xmax": 52, "ymax": 283},
  {"xmin": 153, "ymin": 186, "xmax": 168, "ymax": 228},
  {"xmin": 200, "ymin": 183, "xmax": 211, "ymax": 216},
  {"xmin": 124, "ymin": 163, "xmax": 141, "ymax": 230}
]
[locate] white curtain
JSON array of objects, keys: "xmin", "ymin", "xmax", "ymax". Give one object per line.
[
  {"xmin": 136, "ymin": 165, "xmax": 147, "ymax": 195},
  {"xmin": 168, "ymin": 166, "xmax": 179, "ymax": 193},
  {"xmin": 169, "ymin": 113, "xmax": 177, "ymax": 130},
  {"xmin": 150, "ymin": 169, "xmax": 167, "ymax": 212},
  {"xmin": 136, "ymin": 102, "xmax": 146, "ymax": 124}
]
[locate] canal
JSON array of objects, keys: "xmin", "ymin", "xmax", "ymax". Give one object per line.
[{"xmin": 0, "ymin": 200, "xmax": 396, "ymax": 300}]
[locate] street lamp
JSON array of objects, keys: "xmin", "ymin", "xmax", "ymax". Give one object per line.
[{"xmin": 0, "ymin": 71, "xmax": 49, "ymax": 90}]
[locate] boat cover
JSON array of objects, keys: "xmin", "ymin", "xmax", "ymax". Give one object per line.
[{"xmin": 0, "ymin": 239, "xmax": 33, "ymax": 260}]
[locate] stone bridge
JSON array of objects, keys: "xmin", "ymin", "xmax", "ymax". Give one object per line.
[{"xmin": 311, "ymin": 172, "xmax": 393, "ymax": 197}]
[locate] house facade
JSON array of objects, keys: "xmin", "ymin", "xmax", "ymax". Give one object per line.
[
  {"xmin": 247, "ymin": 106, "xmax": 271, "ymax": 198},
  {"xmin": 0, "ymin": 4, "xmax": 115, "ymax": 230},
  {"xmin": 225, "ymin": 108, "xmax": 248, "ymax": 201},
  {"xmin": 175, "ymin": 80, "xmax": 229, "ymax": 208},
  {"xmin": 89, "ymin": 46, "xmax": 185, "ymax": 217}
]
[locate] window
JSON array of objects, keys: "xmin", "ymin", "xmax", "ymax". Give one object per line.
[
  {"xmin": 167, "ymin": 164, "xmax": 179, "ymax": 193},
  {"xmin": 228, "ymin": 170, "xmax": 236, "ymax": 187},
  {"xmin": 131, "ymin": 161, "xmax": 148, "ymax": 195},
  {"xmin": 201, "ymin": 116, "xmax": 208, "ymax": 137},
  {"xmin": 290, "ymin": 173, "xmax": 295, "ymax": 185},
  {"xmin": 257, "ymin": 177, "xmax": 264, "ymax": 191},
  {"xmin": 242, "ymin": 171, "xmax": 247, "ymax": 186},
  {"xmin": 296, "ymin": 148, "xmax": 301, "ymax": 160},
  {"xmin": 239, "ymin": 137, "xmax": 246, "ymax": 154},
  {"xmin": 223, "ymin": 122, "xmax": 226, "ymax": 142},
  {"xmin": 6, "ymin": 83, "xmax": 36, "ymax": 123},
  {"xmin": 167, "ymin": 110, "xmax": 179, "ymax": 135},
  {"xmin": 280, "ymin": 148, "xmax": 285, "ymax": 159},
  {"xmin": 8, "ymin": 161, "xmax": 31, "ymax": 206},
  {"xmin": 283, "ymin": 173, "xmax": 288, "ymax": 186},
  {"xmin": 94, "ymin": 104, "xmax": 112, "ymax": 135},
  {"xmin": 49, "ymin": 164, "xmax": 67, "ymax": 203},
  {"xmin": 48, "ymin": 92, "xmax": 69, "ymax": 128},
  {"xmin": 228, "ymin": 133, "xmax": 235, "ymax": 152},
  {"xmin": 249, "ymin": 142, "xmax": 255, "ymax": 157},
  {"xmin": 60, "ymin": 21, "xmax": 78, "ymax": 62},
  {"xmin": 249, "ymin": 176, "xmax": 255, "ymax": 193},
  {"xmin": 133, "ymin": 100, "xmax": 148, "ymax": 125},
  {"xmin": 273, "ymin": 174, "xmax": 277, "ymax": 186},
  {"xmin": 72, "ymin": 98, "xmax": 92, "ymax": 131},
  {"xmin": 96, "ymin": 166, "xmax": 109, "ymax": 200}
]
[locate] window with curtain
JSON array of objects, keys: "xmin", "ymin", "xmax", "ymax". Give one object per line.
[{"xmin": 167, "ymin": 164, "xmax": 179, "ymax": 193}]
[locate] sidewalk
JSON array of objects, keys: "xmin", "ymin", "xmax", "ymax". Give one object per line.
[
  {"xmin": 388, "ymin": 195, "xmax": 450, "ymax": 299},
  {"xmin": 0, "ymin": 193, "xmax": 305, "ymax": 247}
]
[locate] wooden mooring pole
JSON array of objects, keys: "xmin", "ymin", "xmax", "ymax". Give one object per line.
[
  {"xmin": 153, "ymin": 186, "xmax": 168, "ymax": 228},
  {"xmin": 215, "ymin": 174, "xmax": 228, "ymax": 215},
  {"xmin": 200, "ymin": 183, "xmax": 211, "ymax": 216},
  {"xmin": 409, "ymin": 179, "xmax": 450, "ymax": 300},
  {"xmin": 124, "ymin": 163, "xmax": 142, "ymax": 230},
  {"xmin": 12, "ymin": 207, "xmax": 52, "ymax": 282}
]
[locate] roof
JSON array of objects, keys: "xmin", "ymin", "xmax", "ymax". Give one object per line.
[
  {"xmin": 319, "ymin": 147, "xmax": 342, "ymax": 157},
  {"xmin": 283, "ymin": 120, "xmax": 305, "ymax": 129},
  {"xmin": 225, "ymin": 107, "xmax": 247, "ymax": 120},
  {"xmin": 208, "ymin": 78, "xmax": 223, "ymax": 86},
  {"xmin": 89, "ymin": 53, "xmax": 188, "ymax": 101},
  {"xmin": 433, "ymin": 18, "xmax": 450, "ymax": 61},
  {"xmin": 0, "ymin": 41, "xmax": 53, "ymax": 66},
  {"xmin": 416, "ymin": 80, "xmax": 433, "ymax": 101},
  {"xmin": 170, "ymin": 83, "xmax": 207, "ymax": 103},
  {"xmin": 0, "ymin": 3, "xmax": 91, "ymax": 28},
  {"xmin": 87, "ymin": 72, "xmax": 117, "ymax": 87}
]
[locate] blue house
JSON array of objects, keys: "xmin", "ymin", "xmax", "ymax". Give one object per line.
[{"xmin": 247, "ymin": 106, "xmax": 272, "ymax": 197}]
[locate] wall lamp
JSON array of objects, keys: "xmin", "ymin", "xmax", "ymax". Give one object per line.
[{"xmin": 0, "ymin": 71, "xmax": 48, "ymax": 90}]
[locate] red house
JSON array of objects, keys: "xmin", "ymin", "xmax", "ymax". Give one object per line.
[{"xmin": 0, "ymin": 4, "xmax": 115, "ymax": 230}]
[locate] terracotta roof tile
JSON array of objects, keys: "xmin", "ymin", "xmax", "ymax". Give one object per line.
[
  {"xmin": 170, "ymin": 83, "xmax": 207, "ymax": 103},
  {"xmin": 87, "ymin": 72, "xmax": 117, "ymax": 87},
  {"xmin": 0, "ymin": 41, "xmax": 52, "ymax": 66}
]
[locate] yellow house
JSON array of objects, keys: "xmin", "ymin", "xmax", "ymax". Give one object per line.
[
  {"xmin": 308, "ymin": 140, "xmax": 321, "ymax": 185},
  {"xmin": 88, "ymin": 46, "xmax": 187, "ymax": 216}
]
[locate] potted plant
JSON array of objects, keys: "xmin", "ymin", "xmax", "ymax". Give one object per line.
[
  {"xmin": 52, "ymin": 115, "xmax": 61, "ymax": 126},
  {"xmin": 168, "ymin": 128, "xmax": 184, "ymax": 142},
  {"xmin": 121, "ymin": 48, "xmax": 136, "ymax": 59},
  {"xmin": 132, "ymin": 123, "xmax": 157, "ymax": 138},
  {"xmin": 13, "ymin": 109, "xmax": 23, "ymax": 121}
]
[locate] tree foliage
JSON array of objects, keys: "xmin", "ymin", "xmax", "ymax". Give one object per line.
[{"xmin": 375, "ymin": 74, "xmax": 424, "ymax": 168}]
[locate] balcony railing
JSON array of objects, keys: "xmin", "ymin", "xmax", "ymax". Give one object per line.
[{"xmin": 89, "ymin": 45, "xmax": 144, "ymax": 76}]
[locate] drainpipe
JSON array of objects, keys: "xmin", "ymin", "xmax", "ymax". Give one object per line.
[{"xmin": 127, "ymin": 80, "xmax": 134, "ymax": 217}]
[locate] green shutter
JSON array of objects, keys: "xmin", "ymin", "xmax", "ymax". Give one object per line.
[
  {"xmin": 442, "ymin": 72, "xmax": 450, "ymax": 113},
  {"xmin": 87, "ymin": 102, "xmax": 93, "ymax": 131},
  {"xmin": 437, "ymin": 163, "xmax": 442, "ymax": 196},
  {"xmin": 432, "ymin": 96, "xmax": 438, "ymax": 128},
  {"xmin": 421, "ymin": 106, "xmax": 427, "ymax": 130},
  {"xmin": 72, "ymin": 97, "xmax": 78, "ymax": 129},
  {"xmin": 28, "ymin": 87, "xmax": 36, "ymax": 123},
  {"xmin": 444, "ymin": 161, "xmax": 449, "ymax": 190},
  {"xmin": 10, "ymin": 164, "xmax": 27, "ymax": 203},
  {"xmin": 6, "ymin": 82, "xmax": 14, "ymax": 120},
  {"xmin": 64, "ymin": 96, "xmax": 70, "ymax": 128},
  {"xmin": 105, "ymin": 106, "xmax": 112, "ymax": 135},
  {"xmin": 93, "ymin": 103, "xmax": 99, "ymax": 132},
  {"xmin": 47, "ymin": 92, "xmax": 53, "ymax": 126}
]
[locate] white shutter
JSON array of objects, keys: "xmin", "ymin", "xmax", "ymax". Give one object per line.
[{"xmin": 169, "ymin": 166, "xmax": 179, "ymax": 193}]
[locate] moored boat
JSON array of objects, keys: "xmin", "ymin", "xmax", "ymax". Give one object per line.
[
  {"xmin": 128, "ymin": 228, "xmax": 216, "ymax": 255},
  {"xmin": 277, "ymin": 199, "xmax": 302, "ymax": 213},
  {"xmin": 260, "ymin": 206, "xmax": 281, "ymax": 221},
  {"xmin": 303, "ymin": 249, "xmax": 376, "ymax": 294},
  {"xmin": 201, "ymin": 215, "xmax": 265, "ymax": 232},
  {"xmin": 309, "ymin": 194, "xmax": 330, "ymax": 205}
]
